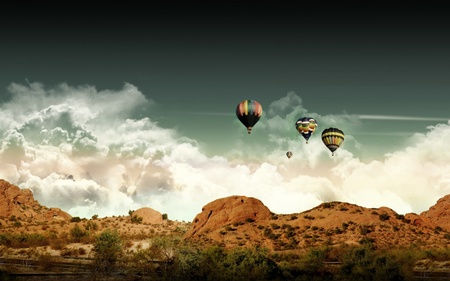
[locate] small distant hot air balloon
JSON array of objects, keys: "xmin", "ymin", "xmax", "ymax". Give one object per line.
[
  {"xmin": 286, "ymin": 151, "xmax": 293, "ymax": 159},
  {"xmin": 236, "ymin": 100, "xmax": 262, "ymax": 134},
  {"xmin": 295, "ymin": 117, "xmax": 317, "ymax": 143},
  {"xmin": 321, "ymin": 127, "xmax": 344, "ymax": 156}
]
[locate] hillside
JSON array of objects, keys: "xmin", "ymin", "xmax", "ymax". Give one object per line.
[
  {"xmin": 2, "ymin": 179, "xmax": 450, "ymax": 254},
  {"xmin": 2, "ymin": 179, "xmax": 450, "ymax": 280},
  {"xmin": 183, "ymin": 196, "xmax": 450, "ymax": 252}
]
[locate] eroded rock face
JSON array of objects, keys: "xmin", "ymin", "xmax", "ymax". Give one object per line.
[
  {"xmin": 421, "ymin": 194, "xmax": 450, "ymax": 231},
  {"xmin": 132, "ymin": 207, "xmax": 163, "ymax": 224},
  {"xmin": 0, "ymin": 179, "xmax": 71, "ymax": 221},
  {"xmin": 183, "ymin": 195, "xmax": 271, "ymax": 239}
]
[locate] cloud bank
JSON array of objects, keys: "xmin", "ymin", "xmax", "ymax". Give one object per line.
[{"xmin": 0, "ymin": 82, "xmax": 448, "ymax": 221}]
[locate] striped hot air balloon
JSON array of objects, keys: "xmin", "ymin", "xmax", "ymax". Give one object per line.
[
  {"xmin": 236, "ymin": 100, "xmax": 263, "ymax": 134},
  {"xmin": 295, "ymin": 117, "xmax": 318, "ymax": 143},
  {"xmin": 321, "ymin": 127, "xmax": 344, "ymax": 156}
]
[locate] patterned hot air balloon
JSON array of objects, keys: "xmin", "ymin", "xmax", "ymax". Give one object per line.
[
  {"xmin": 236, "ymin": 100, "xmax": 263, "ymax": 134},
  {"xmin": 321, "ymin": 127, "xmax": 344, "ymax": 156},
  {"xmin": 295, "ymin": 117, "xmax": 318, "ymax": 143},
  {"xmin": 286, "ymin": 151, "xmax": 293, "ymax": 159}
]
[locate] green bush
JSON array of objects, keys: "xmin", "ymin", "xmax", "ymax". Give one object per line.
[
  {"xmin": 70, "ymin": 216, "xmax": 82, "ymax": 223},
  {"xmin": 131, "ymin": 215, "xmax": 143, "ymax": 224},
  {"xmin": 92, "ymin": 229, "xmax": 123, "ymax": 274},
  {"xmin": 70, "ymin": 225, "xmax": 89, "ymax": 242}
]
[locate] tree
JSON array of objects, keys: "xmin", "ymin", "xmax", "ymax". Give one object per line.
[{"xmin": 92, "ymin": 229, "xmax": 123, "ymax": 274}]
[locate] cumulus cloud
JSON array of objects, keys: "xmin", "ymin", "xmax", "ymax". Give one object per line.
[{"xmin": 1, "ymin": 82, "xmax": 449, "ymax": 221}]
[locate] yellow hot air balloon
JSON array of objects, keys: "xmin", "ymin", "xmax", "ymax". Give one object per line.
[{"xmin": 321, "ymin": 127, "xmax": 344, "ymax": 156}]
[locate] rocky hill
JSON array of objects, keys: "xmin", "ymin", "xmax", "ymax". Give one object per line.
[
  {"xmin": 131, "ymin": 207, "xmax": 164, "ymax": 224},
  {"xmin": 3, "ymin": 177, "xmax": 450, "ymax": 254},
  {"xmin": 421, "ymin": 194, "xmax": 450, "ymax": 230},
  {"xmin": 183, "ymin": 195, "xmax": 450, "ymax": 252},
  {"xmin": 0, "ymin": 179, "xmax": 71, "ymax": 222}
]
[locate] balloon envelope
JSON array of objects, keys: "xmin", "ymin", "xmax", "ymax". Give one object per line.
[
  {"xmin": 295, "ymin": 117, "xmax": 317, "ymax": 143},
  {"xmin": 236, "ymin": 100, "xmax": 263, "ymax": 134},
  {"xmin": 321, "ymin": 127, "xmax": 344, "ymax": 156},
  {"xmin": 286, "ymin": 151, "xmax": 293, "ymax": 159}
]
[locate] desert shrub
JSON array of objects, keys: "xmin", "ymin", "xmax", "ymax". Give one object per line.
[
  {"xmin": 85, "ymin": 221, "xmax": 98, "ymax": 231},
  {"xmin": 92, "ymin": 229, "xmax": 123, "ymax": 274},
  {"xmin": 12, "ymin": 221, "xmax": 22, "ymax": 227},
  {"xmin": 70, "ymin": 225, "xmax": 89, "ymax": 242},
  {"xmin": 131, "ymin": 215, "xmax": 143, "ymax": 224},
  {"xmin": 270, "ymin": 223, "xmax": 280, "ymax": 230},
  {"xmin": 50, "ymin": 238, "xmax": 67, "ymax": 250},
  {"xmin": 61, "ymin": 247, "xmax": 79, "ymax": 257},
  {"xmin": 359, "ymin": 225, "xmax": 373, "ymax": 235},
  {"xmin": 305, "ymin": 247, "xmax": 328, "ymax": 270},
  {"xmin": 379, "ymin": 213, "xmax": 390, "ymax": 221},
  {"xmin": 225, "ymin": 225, "xmax": 236, "ymax": 231},
  {"xmin": 37, "ymin": 252, "xmax": 57, "ymax": 269},
  {"xmin": 172, "ymin": 245, "xmax": 280, "ymax": 281},
  {"xmin": 359, "ymin": 237, "xmax": 375, "ymax": 245},
  {"xmin": 70, "ymin": 217, "xmax": 82, "ymax": 223},
  {"xmin": 0, "ymin": 233, "xmax": 49, "ymax": 248},
  {"xmin": 78, "ymin": 247, "xmax": 87, "ymax": 255},
  {"xmin": 263, "ymin": 228, "xmax": 280, "ymax": 240},
  {"xmin": 162, "ymin": 213, "xmax": 168, "ymax": 220},
  {"xmin": 322, "ymin": 202, "xmax": 333, "ymax": 208},
  {"xmin": 338, "ymin": 245, "xmax": 413, "ymax": 281}
]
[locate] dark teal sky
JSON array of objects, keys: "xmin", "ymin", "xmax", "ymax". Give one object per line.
[
  {"xmin": 3, "ymin": 1, "xmax": 450, "ymax": 220},
  {"xmin": 1, "ymin": 1, "xmax": 450, "ymax": 159}
]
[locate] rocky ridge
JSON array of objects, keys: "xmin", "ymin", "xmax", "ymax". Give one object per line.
[
  {"xmin": 0, "ymin": 179, "xmax": 71, "ymax": 222},
  {"xmin": 183, "ymin": 195, "xmax": 450, "ymax": 252}
]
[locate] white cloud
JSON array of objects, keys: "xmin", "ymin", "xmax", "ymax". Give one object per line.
[
  {"xmin": 358, "ymin": 114, "xmax": 449, "ymax": 122},
  {"xmin": 1, "ymin": 84, "xmax": 450, "ymax": 222}
]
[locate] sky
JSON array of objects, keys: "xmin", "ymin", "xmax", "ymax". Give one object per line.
[{"xmin": 1, "ymin": 1, "xmax": 450, "ymax": 221}]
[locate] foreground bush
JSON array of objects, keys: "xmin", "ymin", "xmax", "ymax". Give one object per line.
[{"xmin": 92, "ymin": 229, "xmax": 123, "ymax": 274}]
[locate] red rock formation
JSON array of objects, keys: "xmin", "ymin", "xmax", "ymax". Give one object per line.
[
  {"xmin": 132, "ymin": 207, "xmax": 163, "ymax": 224},
  {"xmin": 183, "ymin": 195, "xmax": 271, "ymax": 239},
  {"xmin": 421, "ymin": 194, "xmax": 450, "ymax": 231},
  {"xmin": 0, "ymin": 179, "xmax": 71, "ymax": 221}
]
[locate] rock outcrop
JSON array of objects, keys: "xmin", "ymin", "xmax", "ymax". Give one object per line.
[
  {"xmin": 421, "ymin": 194, "xmax": 450, "ymax": 231},
  {"xmin": 0, "ymin": 179, "xmax": 71, "ymax": 221},
  {"xmin": 132, "ymin": 207, "xmax": 163, "ymax": 224},
  {"xmin": 183, "ymin": 195, "xmax": 271, "ymax": 239}
]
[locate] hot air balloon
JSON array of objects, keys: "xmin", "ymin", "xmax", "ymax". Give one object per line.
[
  {"xmin": 236, "ymin": 100, "xmax": 262, "ymax": 134},
  {"xmin": 286, "ymin": 151, "xmax": 293, "ymax": 159},
  {"xmin": 295, "ymin": 117, "xmax": 318, "ymax": 143},
  {"xmin": 321, "ymin": 127, "xmax": 344, "ymax": 156}
]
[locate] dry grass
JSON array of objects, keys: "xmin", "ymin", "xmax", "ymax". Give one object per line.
[{"xmin": 0, "ymin": 215, "xmax": 190, "ymax": 259}]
